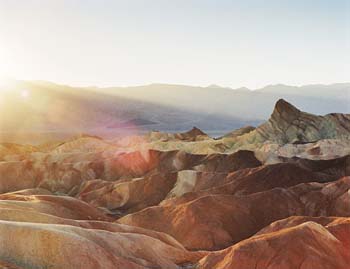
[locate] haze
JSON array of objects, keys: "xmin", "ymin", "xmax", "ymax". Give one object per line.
[{"xmin": 0, "ymin": 0, "xmax": 349, "ymax": 88}]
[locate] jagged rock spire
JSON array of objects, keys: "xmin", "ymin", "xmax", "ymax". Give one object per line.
[{"xmin": 270, "ymin": 99, "xmax": 301, "ymax": 123}]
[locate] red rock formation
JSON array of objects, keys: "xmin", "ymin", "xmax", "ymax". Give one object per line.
[
  {"xmin": 198, "ymin": 218, "xmax": 350, "ymax": 269},
  {"xmin": 0, "ymin": 220, "xmax": 204, "ymax": 269},
  {"xmin": 119, "ymin": 177, "xmax": 350, "ymax": 250}
]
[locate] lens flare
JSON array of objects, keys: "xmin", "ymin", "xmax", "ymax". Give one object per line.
[{"xmin": 21, "ymin": 89, "xmax": 29, "ymax": 98}]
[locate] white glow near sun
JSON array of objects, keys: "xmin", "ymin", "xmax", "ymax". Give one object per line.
[{"xmin": 0, "ymin": 76, "xmax": 16, "ymax": 91}]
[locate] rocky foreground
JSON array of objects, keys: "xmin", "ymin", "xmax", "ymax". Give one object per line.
[{"xmin": 0, "ymin": 99, "xmax": 349, "ymax": 268}]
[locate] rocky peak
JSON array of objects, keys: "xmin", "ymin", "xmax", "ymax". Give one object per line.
[
  {"xmin": 176, "ymin": 127, "xmax": 210, "ymax": 141},
  {"xmin": 270, "ymin": 99, "xmax": 301, "ymax": 124},
  {"xmin": 248, "ymin": 99, "xmax": 350, "ymax": 144},
  {"xmin": 186, "ymin": 127, "xmax": 207, "ymax": 136}
]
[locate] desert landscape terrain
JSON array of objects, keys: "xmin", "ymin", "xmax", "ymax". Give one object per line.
[
  {"xmin": 0, "ymin": 98, "xmax": 349, "ymax": 268},
  {"xmin": 0, "ymin": 1, "xmax": 349, "ymax": 267}
]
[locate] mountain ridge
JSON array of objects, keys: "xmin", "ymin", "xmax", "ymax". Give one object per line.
[{"xmin": 0, "ymin": 81, "xmax": 349, "ymax": 143}]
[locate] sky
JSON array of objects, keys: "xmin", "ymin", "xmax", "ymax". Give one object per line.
[{"xmin": 0, "ymin": 0, "xmax": 349, "ymax": 89}]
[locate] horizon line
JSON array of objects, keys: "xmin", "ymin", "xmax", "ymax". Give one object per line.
[{"xmin": 3, "ymin": 77, "xmax": 350, "ymax": 91}]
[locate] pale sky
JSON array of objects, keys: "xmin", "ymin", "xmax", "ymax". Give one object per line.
[{"xmin": 0, "ymin": 0, "xmax": 349, "ymax": 89}]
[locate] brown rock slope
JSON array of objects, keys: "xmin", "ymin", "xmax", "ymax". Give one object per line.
[
  {"xmin": 0, "ymin": 149, "xmax": 261, "ymax": 195},
  {"xmin": 0, "ymin": 220, "xmax": 204, "ymax": 269},
  {"xmin": 198, "ymin": 217, "xmax": 350, "ymax": 269},
  {"xmin": 0, "ymin": 190, "xmax": 205, "ymax": 269},
  {"xmin": 76, "ymin": 173, "xmax": 178, "ymax": 215},
  {"xmin": 160, "ymin": 154, "xmax": 349, "ymax": 207},
  {"xmin": 119, "ymin": 177, "xmax": 350, "ymax": 250}
]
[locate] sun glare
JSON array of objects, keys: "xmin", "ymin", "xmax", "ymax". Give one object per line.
[{"xmin": 0, "ymin": 77, "xmax": 31, "ymax": 99}]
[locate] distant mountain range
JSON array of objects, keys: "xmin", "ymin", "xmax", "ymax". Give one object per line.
[
  {"xmin": 102, "ymin": 82, "xmax": 350, "ymax": 118},
  {"xmin": 0, "ymin": 80, "xmax": 349, "ymax": 142}
]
